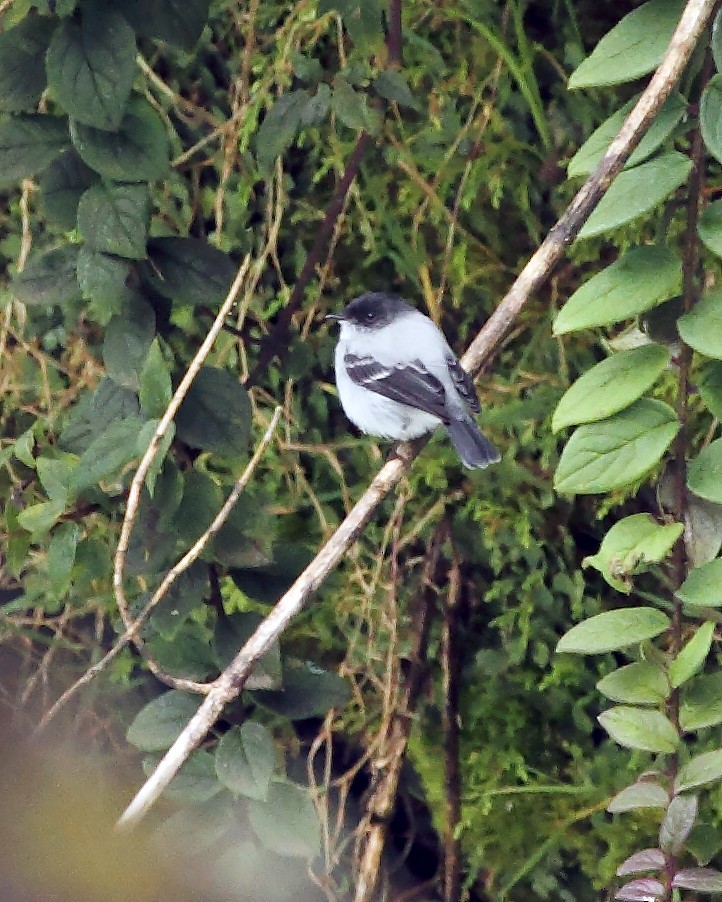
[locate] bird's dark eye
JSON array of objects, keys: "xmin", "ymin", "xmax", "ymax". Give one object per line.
[{"xmin": 365, "ymin": 310, "xmax": 376, "ymax": 321}]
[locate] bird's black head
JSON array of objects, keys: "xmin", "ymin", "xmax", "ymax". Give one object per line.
[{"xmin": 327, "ymin": 292, "xmax": 415, "ymax": 330}]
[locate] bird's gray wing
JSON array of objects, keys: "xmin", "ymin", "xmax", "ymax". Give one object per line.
[
  {"xmin": 445, "ymin": 352, "xmax": 480, "ymax": 413},
  {"xmin": 344, "ymin": 353, "xmax": 450, "ymax": 422}
]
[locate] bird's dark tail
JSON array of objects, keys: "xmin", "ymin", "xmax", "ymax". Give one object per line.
[{"xmin": 445, "ymin": 417, "xmax": 501, "ymax": 469}]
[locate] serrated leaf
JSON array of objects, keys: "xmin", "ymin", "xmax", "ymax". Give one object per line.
[
  {"xmin": 584, "ymin": 514, "xmax": 683, "ymax": 593},
  {"xmin": 680, "ymin": 671, "xmax": 722, "ymax": 731},
  {"xmin": 68, "ymin": 414, "xmax": 145, "ymax": 491},
  {"xmin": 70, "ymin": 98, "xmax": 169, "ymax": 181},
  {"xmin": 568, "ymin": 93, "xmax": 686, "ymax": 178},
  {"xmin": 578, "ymin": 153, "xmax": 692, "ymax": 240},
  {"xmin": 77, "ymin": 183, "xmax": 149, "ymax": 259},
  {"xmin": 102, "ymin": 298, "xmax": 155, "ymax": 391},
  {"xmin": 127, "ymin": 690, "xmax": 199, "ymax": 751},
  {"xmin": 143, "ymin": 236, "xmax": 237, "ymax": 307},
  {"xmin": 701, "ymin": 74, "xmax": 722, "ymax": 166},
  {"xmin": 698, "ymin": 361, "xmax": 722, "ymax": 420},
  {"xmin": 175, "ymin": 366, "xmax": 251, "ymax": 456},
  {"xmin": 247, "ymin": 781, "xmax": 321, "ymax": 858},
  {"xmin": 597, "ymin": 662, "xmax": 670, "ymax": 705},
  {"xmin": 669, "ymin": 622, "xmax": 715, "ymax": 689},
  {"xmin": 553, "ymin": 246, "xmax": 681, "ymax": 334},
  {"xmin": 554, "ymin": 399, "xmax": 679, "ymax": 495},
  {"xmin": 688, "ymin": 438, "xmax": 722, "ymax": 504},
  {"xmin": 46, "ymin": 8, "xmax": 136, "ymax": 130},
  {"xmin": 557, "ymin": 607, "xmax": 670, "ymax": 654},
  {"xmin": 617, "ymin": 849, "xmax": 666, "ymax": 876},
  {"xmin": 676, "ymin": 557, "xmax": 722, "ymax": 607},
  {"xmin": 373, "ymin": 71, "xmax": 420, "ymax": 110},
  {"xmin": 568, "ymin": 0, "xmax": 683, "ymax": 89},
  {"xmin": 698, "ymin": 199, "xmax": 722, "ymax": 260},
  {"xmin": 39, "ymin": 149, "xmax": 97, "ymax": 230},
  {"xmin": 111, "ymin": 0, "xmax": 210, "ymax": 49},
  {"xmin": 673, "ymin": 868, "xmax": 722, "ymax": 892},
  {"xmin": 599, "ymin": 706, "xmax": 678, "ymax": 753},
  {"xmin": 608, "ymin": 780, "xmax": 670, "ymax": 813},
  {"xmin": 255, "ymin": 90, "xmax": 309, "ymax": 177},
  {"xmin": 659, "ymin": 793, "xmax": 697, "ymax": 854},
  {"xmin": 678, "ymin": 290, "xmax": 722, "ymax": 359},
  {"xmin": 552, "ymin": 346, "xmax": 669, "ymax": 433},
  {"xmin": 0, "ymin": 114, "xmax": 70, "ymax": 186},
  {"xmin": 12, "ymin": 245, "xmax": 81, "ymax": 307},
  {"xmin": 252, "ymin": 660, "xmax": 350, "ymax": 719},
  {"xmin": 675, "ymin": 748, "xmax": 722, "ymax": 793},
  {"xmin": 0, "ymin": 15, "xmax": 55, "ymax": 112},
  {"xmin": 215, "ymin": 723, "xmax": 276, "ymax": 800}
]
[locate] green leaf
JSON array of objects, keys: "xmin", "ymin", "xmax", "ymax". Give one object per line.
[
  {"xmin": 583, "ymin": 514, "xmax": 683, "ymax": 593},
  {"xmin": 102, "ymin": 298, "xmax": 156, "ymax": 391},
  {"xmin": 46, "ymin": 8, "xmax": 136, "ymax": 130},
  {"xmin": 698, "ymin": 361, "xmax": 722, "ymax": 420},
  {"xmin": 552, "ymin": 345, "xmax": 669, "ymax": 433},
  {"xmin": 150, "ymin": 560, "xmax": 207, "ymax": 638},
  {"xmin": 47, "ymin": 521, "xmax": 80, "ymax": 592},
  {"xmin": 556, "ymin": 607, "xmax": 670, "ymax": 654},
  {"xmin": 112, "ymin": 0, "xmax": 210, "ymax": 49},
  {"xmin": 214, "ymin": 612, "xmax": 282, "ymax": 691},
  {"xmin": 577, "ymin": 153, "xmax": 692, "ymax": 240},
  {"xmin": 0, "ymin": 114, "xmax": 70, "ymax": 186},
  {"xmin": 70, "ymin": 98, "xmax": 169, "ymax": 181},
  {"xmin": 147, "ymin": 628, "xmax": 218, "ymax": 681},
  {"xmin": 597, "ymin": 662, "xmax": 670, "ymax": 705},
  {"xmin": 676, "ymin": 748, "xmax": 722, "ymax": 793},
  {"xmin": 300, "ymin": 83, "xmax": 331, "ymax": 126},
  {"xmin": 373, "ymin": 71, "xmax": 420, "ymax": 110},
  {"xmin": 669, "ymin": 622, "xmax": 715, "ymax": 689},
  {"xmin": 659, "ymin": 794, "xmax": 697, "ymax": 855},
  {"xmin": 255, "ymin": 90, "xmax": 310, "ymax": 177},
  {"xmin": 701, "ymin": 74, "xmax": 722, "ymax": 166},
  {"xmin": 698, "ymin": 199, "xmax": 722, "ymax": 260},
  {"xmin": 688, "ymin": 439, "xmax": 722, "ymax": 504},
  {"xmin": 39, "ymin": 149, "xmax": 97, "ymax": 230},
  {"xmin": 253, "ymin": 660, "xmax": 350, "ymax": 719},
  {"xmin": 146, "ymin": 749, "xmax": 222, "ymax": 804},
  {"xmin": 127, "ymin": 690, "xmax": 199, "ymax": 751},
  {"xmin": 17, "ymin": 499, "xmax": 66, "ymax": 537},
  {"xmin": 247, "ymin": 781, "xmax": 321, "ymax": 858},
  {"xmin": 136, "ymin": 418, "xmax": 174, "ymax": 497},
  {"xmin": 598, "ymin": 706, "xmax": 678, "ymax": 753},
  {"xmin": 175, "ymin": 366, "xmax": 251, "ymax": 456},
  {"xmin": 553, "ymin": 246, "xmax": 681, "ymax": 334},
  {"xmin": 714, "ymin": 6, "xmax": 722, "ymax": 72},
  {"xmin": 139, "ymin": 339, "xmax": 172, "ymax": 418},
  {"xmin": 319, "ymin": 0, "xmax": 383, "ymax": 50},
  {"xmin": 143, "ymin": 236, "xmax": 237, "ymax": 307},
  {"xmin": 228, "ymin": 543, "xmax": 313, "ymax": 603},
  {"xmin": 687, "ymin": 824, "xmax": 722, "ymax": 866},
  {"xmin": 68, "ymin": 414, "xmax": 145, "ymax": 491},
  {"xmin": 215, "ymin": 723, "xmax": 276, "ymax": 800},
  {"xmin": 608, "ymin": 779, "xmax": 670, "ymax": 813},
  {"xmin": 170, "ymin": 469, "xmax": 223, "ymax": 547},
  {"xmin": 676, "ymin": 557, "xmax": 722, "ymax": 607},
  {"xmin": 678, "ymin": 290, "xmax": 722, "ymax": 359},
  {"xmin": 36, "ymin": 455, "xmax": 74, "ymax": 501},
  {"xmin": 567, "ymin": 93, "xmax": 686, "ymax": 178},
  {"xmin": 77, "ymin": 183, "xmax": 149, "ymax": 259},
  {"xmin": 568, "ymin": 0, "xmax": 684, "ymax": 89},
  {"xmin": 76, "ymin": 248, "xmax": 134, "ymax": 313},
  {"xmin": 12, "ymin": 245, "xmax": 81, "ymax": 307},
  {"xmin": 680, "ymin": 671, "xmax": 722, "ymax": 731},
  {"xmin": 331, "ymin": 76, "xmax": 381, "ymax": 133},
  {"xmin": 554, "ymin": 399, "xmax": 679, "ymax": 495},
  {"xmin": 685, "ymin": 494, "xmax": 722, "ymax": 569},
  {"xmin": 0, "ymin": 15, "xmax": 55, "ymax": 112}
]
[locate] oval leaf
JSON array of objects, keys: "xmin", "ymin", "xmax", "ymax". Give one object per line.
[
  {"xmin": 143, "ymin": 236, "xmax": 237, "ymax": 307},
  {"xmin": 617, "ymin": 849, "xmax": 666, "ymax": 877},
  {"xmin": 12, "ymin": 245, "xmax": 81, "ymax": 307},
  {"xmin": 597, "ymin": 662, "xmax": 670, "ymax": 705},
  {"xmin": 659, "ymin": 793, "xmax": 698, "ymax": 855},
  {"xmin": 247, "ymin": 781, "xmax": 321, "ymax": 858},
  {"xmin": 127, "ymin": 690, "xmax": 199, "ymax": 751},
  {"xmin": 614, "ymin": 877, "xmax": 665, "ymax": 901},
  {"xmin": 77, "ymin": 183, "xmax": 149, "ymax": 259},
  {"xmin": 677, "ymin": 557, "xmax": 722, "ymax": 607},
  {"xmin": 669, "ymin": 621, "xmax": 715, "ymax": 689},
  {"xmin": 175, "ymin": 366, "xmax": 251, "ymax": 456},
  {"xmin": 701, "ymin": 74, "xmax": 722, "ymax": 165},
  {"xmin": 698, "ymin": 198, "xmax": 722, "ymax": 260},
  {"xmin": 608, "ymin": 780, "xmax": 670, "ymax": 813},
  {"xmin": 215, "ymin": 722, "xmax": 276, "ymax": 800},
  {"xmin": 698, "ymin": 361, "xmax": 722, "ymax": 420},
  {"xmin": 599, "ymin": 706, "xmax": 678, "ymax": 753},
  {"xmin": 680, "ymin": 671, "xmax": 722, "ymax": 732},
  {"xmin": 688, "ymin": 438, "xmax": 722, "ymax": 504},
  {"xmin": 673, "ymin": 867, "xmax": 722, "ymax": 891},
  {"xmin": 678, "ymin": 290, "xmax": 722, "ymax": 359},
  {"xmin": 0, "ymin": 16, "xmax": 55, "ymax": 113},
  {"xmin": 675, "ymin": 748, "xmax": 722, "ymax": 793},
  {"xmin": 557, "ymin": 607, "xmax": 670, "ymax": 655},
  {"xmin": 554, "ymin": 399, "xmax": 679, "ymax": 495},
  {"xmin": 0, "ymin": 114, "xmax": 70, "ymax": 187}
]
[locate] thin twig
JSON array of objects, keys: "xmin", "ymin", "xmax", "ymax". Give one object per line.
[
  {"xmin": 442, "ymin": 547, "xmax": 462, "ymax": 902},
  {"xmin": 117, "ymin": 0, "xmax": 715, "ymax": 829}
]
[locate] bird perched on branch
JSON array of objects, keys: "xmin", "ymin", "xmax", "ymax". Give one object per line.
[{"xmin": 327, "ymin": 292, "xmax": 500, "ymax": 469}]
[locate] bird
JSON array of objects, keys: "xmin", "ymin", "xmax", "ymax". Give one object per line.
[{"xmin": 327, "ymin": 292, "xmax": 500, "ymax": 469}]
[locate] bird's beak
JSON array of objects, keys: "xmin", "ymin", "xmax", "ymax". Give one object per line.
[{"xmin": 325, "ymin": 312, "xmax": 344, "ymax": 322}]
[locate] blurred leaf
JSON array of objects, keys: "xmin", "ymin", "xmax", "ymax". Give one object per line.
[
  {"xmin": 150, "ymin": 560, "xmax": 208, "ymax": 638},
  {"xmin": 253, "ymin": 660, "xmax": 349, "ymax": 719},
  {"xmin": 597, "ymin": 662, "xmax": 670, "ymax": 705},
  {"xmin": 215, "ymin": 723, "xmax": 276, "ymax": 800},
  {"xmin": 46, "ymin": 8, "xmax": 136, "ymax": 129},
  {"xmin": 77, "ymin": 183, "xmax": 149, "ymax": 259},
  {"xmin": 613, "ymin": 878, "xmax": 664, "ymax": 901},
  {"xmin": 144, "ymin": 749, "xmax": 223, "ymax": 804},
  {"xmin": 0, "ymin": 15, "xmax": 55, "ymax": 113},
  {"xmin": 608, "ymin": 780, "xmax": 670, "ymax": 813},
  {"xmin": 319, "ymin": 0, "xmax": 383, "ymax": 50},
  {"xmin": 256, "ymin": 90, "xmax": 310, "ymax": 176},
  {"xmin": 616, "ymin": 849, "xmax": 666, "ymax": 876},
  {"xmin": 686, "ymin": 493, "xmax": 722, "ymax": 568},
  {"xmin": 0, "ymin": 114, "xmax": 69, "ymax": 186},
  {"xmin": 698, "ymin": 361, "xmax": 722, "ymax": 420},
  {"xmin": 331, "ymin": 76, "xmax": 381, "ymax": 133},
  {"xmin": 148, "ymin": 628, "xmax": 218, "ymax": 680},
  {"xmin": 659, "ymin": 793, "xmax": 697, "ymax": 855},
  {"xmin": 680, "ymin": 671, "xmax": 722, "ymax": 731},
  {"xmin": 552, "ymin": 345, "xmax": 669, "ymax": 432},
  {"xmin": 247, "ymin": 781, "xmax": 321, "ymax": 858},
  {"xmin": 373, "ymin": 71, "xmax": 420, "ymax": 110},
  {"xmin": 553, "ymin": 246, "xmax": 681, "ymax": 334},
  {"xmin": 554, "ymin": 400, "xmax": 679, "ymax": 494},
  {"xmin": 76, "ymin": 248, "xmax": 134, "ymax": 313},
  {"xmin": 300, "ymin": 83, "xmax": 331, "ymax": 126},
  {"xmin": 557, "ymin": 608, "xmax": 670, "ymax": 654},
  {"xmin": 139, "ymin": 339, "xmax": 173, "ymax": 418},
  {"xmin": 577, "ymin": 153, "xmax": 692, "ymax": 240},
  {"xmin": 669, "ymin": 621, "xmax": 715, "ymax": 689},
  {"xmin": 687, "ymin": 824, "xmax": 722, "ymax": 866},
  {"xmin": 698, "ymin": 198, "xmax": 722, "ymax": 259},
  {"xmin": 675, "ymin": 748, "xmax": 722, "ymax": 793},
  {"xmin": 598, "ymin": 706, "xmax": 678, "ymax": 753},
  {"xmin": 47, "ymin": 522, "xmax": 80, "ymax": 592},
  {"xmin": 175, "ymin": 366, "xmax": 251, "ymax": 456},
  {"xmin": 70, "ymin": 98, "xmax": 169, "ymax": 181},
  {"xmin": 568, "ymin": 0, "xmax": 683, "ymax": 89},
  {"xmin": 136, "ymin": 418, "xmax": 174, "ymax": 497},
  {"xmin": 701, "ymin": 74, "xmax": 722, "ymax": 165},
  {"xmin": 127, "ymin": 690, "xmax": 200, "ymax": 751},
  {"xmin": 112, "ymin": 0, "xmax": 210, "ymax": 48},
  {"xmin": 67, "ymin": 414, "xmax": 145, "ymax": 491},
  {"xmin": 672, "ymin": 868, "xmax": 722, "ymax": 892},
  {"xmin": 39, "ymin": 149, "xmax": 97, "ymax": 230},
  {"xmin": 17, "ymin": 499, "xmax": 66, "ymax": 537},
  {"xmin": 214, "ymin": 612, "xmax": 282, "ymax": 690},
  {"xmin": 170, "ymin": 469, "xmax": 223, "ymax": 547},
  {"xmin": 714, "ymin": 5, "xmax": 722, "ymax": 71},
  {"xmin": 676, "ymin": 557, "xmax": 722, "ymax": 607},
  {"xmin": 688, "ymin": 438, "xmax": 722, "ymax": 504},
  {"xmin": 229, "ymin": 543, "xmax": 314, "ymax": 604},
  {"xmin": 143, "ymin": 236, "xmax": 237, "ymax": 307},
  {"xmin": 583, "ymin": 514, "xmax": 682, "ymax": 592},
  {"xmin": 12, "ymin": 245, "xmax": 81, "ymax": 307},
  {"xmin": 678, "ymin": 290, "xmax": 722, "ymax": 359},
  {"xmin": 102, "ymin": 297, "xmax": 156, "ymax": 390}
]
